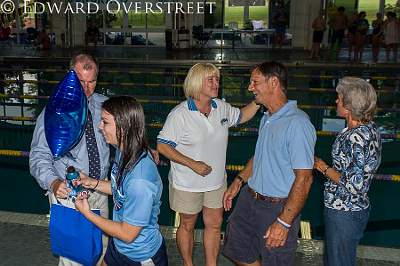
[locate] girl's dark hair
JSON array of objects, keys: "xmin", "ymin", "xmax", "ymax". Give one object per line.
[{"xmin": 102, "ymin": 96, "xmax": 149, "ymax": 186}]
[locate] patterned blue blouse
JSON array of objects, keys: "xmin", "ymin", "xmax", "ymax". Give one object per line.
[{"xmin": 324, "ymin": 121, "xmax": 382, "ymax": 211}]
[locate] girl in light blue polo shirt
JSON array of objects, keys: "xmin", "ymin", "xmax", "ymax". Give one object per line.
[{"xmin": 75, "ymin": 96, "xmax": 167, "ymax": 266}]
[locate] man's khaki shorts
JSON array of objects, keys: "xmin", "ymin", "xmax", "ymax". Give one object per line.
[{"xmin": 169, "ymin": 182, "xmax": 227, "ymax": 214}]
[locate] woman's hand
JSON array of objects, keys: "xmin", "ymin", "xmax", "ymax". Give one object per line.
[
  {"xmin": 223, "ymin": 178, "xmax": 242, "ymax": 211},
  {"xmin": 190, "ymin": 161, "xmax": 212, "ymax": 176},
  {"xmin": 149, "ymin": 148, "xmax": 160, "ymax": 164},
  {"xmin": 77, "ymin": 172, "xmax": 97, "ymax": 189},
  {"xmin": 74, "ymin": 192, "xmax": 91, "ymax": 215},
  {"xmin": 314, "ymin": 156, "xmax": 329, "ymax": 173}
]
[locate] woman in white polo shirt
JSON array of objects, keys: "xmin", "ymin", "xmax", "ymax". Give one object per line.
[{"xmin": 157, "ymin": 63, "xmax": 259, "ymax": 266}]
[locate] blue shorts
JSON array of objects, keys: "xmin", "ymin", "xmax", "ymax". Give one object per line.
[
  {"xmin": 331, "ymin": 29, "xmax": 345, "ymax": 46},
  {"xmin": 222, "ymin": 185, "xmax": 300, "ymax": 266},
  {"xmin": 104, "ymin": 237, "xmax": 168, "ymax": 266},
  {"xmin": 275, "ymin": 26, "xmax": 286, "ymax": 35}
]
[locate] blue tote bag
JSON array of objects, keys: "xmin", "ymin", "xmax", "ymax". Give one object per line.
[{"xmin": 49, "ymin": 203, "xmax": 102, "ymax": 266}]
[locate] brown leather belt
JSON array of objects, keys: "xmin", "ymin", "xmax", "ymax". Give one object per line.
[{"xmin": 247, "ymin": 187, "xmax": 287, "ymax": 203}]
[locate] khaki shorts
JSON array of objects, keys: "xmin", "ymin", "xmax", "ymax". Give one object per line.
[{"xmin": 169, "ymin": 182, "xmax": 227, "ymax": 214}]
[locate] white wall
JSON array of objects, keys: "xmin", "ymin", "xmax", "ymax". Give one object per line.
[{"xmin": 290, "ymin": 0, "xmax": 322, "ymax": 49}]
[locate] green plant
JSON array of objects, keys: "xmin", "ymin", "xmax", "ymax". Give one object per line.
[
  {"xmin": 243, "ymin": 19, "xmax": 252, "ymax": 29},
  {"xmin": 385, "ymin": 1, "xmax": 400, "ymax": 17}
]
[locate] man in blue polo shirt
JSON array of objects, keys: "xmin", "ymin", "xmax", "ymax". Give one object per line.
[{"xmin": 222, "ymin": 61, "xmax": 316, "ymax": 266}]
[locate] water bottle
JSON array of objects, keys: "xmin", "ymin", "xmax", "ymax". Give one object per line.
[{"xmin": 65, "ymin": 166, "xmax": 84, "ymax": 200}]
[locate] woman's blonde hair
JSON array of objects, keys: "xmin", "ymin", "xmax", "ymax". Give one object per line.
[
  {"xmin": 183, "ymin": 63, "xmax": 219, "ymax": 99},
  {"xmin": 336, "ymin": 77, "xmax": 377, "ymax": 122}
]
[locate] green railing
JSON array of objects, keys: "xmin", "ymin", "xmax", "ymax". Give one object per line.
[{"xmin": 1, "ymin": 62, "xmax": 399, "ymax": 247}]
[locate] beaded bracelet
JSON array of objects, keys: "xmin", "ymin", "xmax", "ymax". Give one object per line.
[
  {"xmin": 93, "ymin": 179, "xmax": 100, "ymax": 190},
  {"xmin": 236, "ymin": 175, "xmax": 245, "ymax": 184},
  {"xmin": 322, "ymin": 166, "xmax": 330, "ymax": 176}
]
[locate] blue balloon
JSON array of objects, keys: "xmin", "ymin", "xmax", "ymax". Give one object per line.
[{"xmin": 45, "ymin": 70, "xmax": 88, "ymax": 159}]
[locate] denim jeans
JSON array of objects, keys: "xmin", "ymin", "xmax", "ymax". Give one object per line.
[{"xmin": 324, "ymin": 206, "xmax": 370, "ymax": 266}]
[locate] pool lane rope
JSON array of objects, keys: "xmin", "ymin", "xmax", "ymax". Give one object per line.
[
  {"xmin": 2, "ymin": 68, "xmax": 400, "ymax": 81},
  {"xmin": 0, "ymin": 149, "xmax": 398, "ymax": 182},
  {"xmin": 1, "ymin": 81, "xmax": 397, "ymax": 94},
  {"xmin": 1, "ymin": 117, "xmax": 400, "ymax": 140}
]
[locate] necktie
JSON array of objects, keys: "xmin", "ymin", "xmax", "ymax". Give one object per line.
[{"xmin": 85, "ymin": 109, "xmax": 101, "ymax": 180}]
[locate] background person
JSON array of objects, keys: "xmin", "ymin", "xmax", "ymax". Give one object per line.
[
  {"xmin": 272, "ymin": 8, "xmax": 287, "ymax": 49},
  {"xmin": 347, "ymin": 11, "xmax": 359, "ymax": 60},
  {"xmin": 37, "ymin": 28, "xmax": 51, "ymax": 50},
  {"xmin": 0, "ymin": 23, "xmax": 11, "ymax": 41},
  {"xmin": 353, "ymin": 11, "xmax": 369, "ymax": 62},
  {"xmin": 372, "ymin": 13, "xmax": 384, "ymax": 63},
  {"xmin": 329, "ymin": 6, "xmax": 348, "ymax": 59},
  {"xmin": 384, "ymin": 11, "xmax": 399, "ymax": 62},
  {"xmin": 310, "ymin": 13, "xmax": 326, "ymax": 59},
  {"xmin": 86, "ymin": 21, "xmax": 100, "ymax": 46}
]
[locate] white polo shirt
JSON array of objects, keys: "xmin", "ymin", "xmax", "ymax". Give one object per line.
[{"xmin": 157, "ymin": 98, "xmax": 241, "ymax": 192}]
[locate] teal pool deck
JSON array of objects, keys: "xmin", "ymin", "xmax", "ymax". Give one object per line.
[
  {"xmin": 0, "ymin": 46, "xmax": 399, "ymax": 264},
  {"xmin": 0, "ymin": 211, "xmax": 399, "ymax": 266}
]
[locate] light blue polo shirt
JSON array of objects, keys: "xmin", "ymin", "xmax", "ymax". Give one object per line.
[
  {"xmin": 248, "ymin": 101, "xmax": 316, "ymax": 198},
  {"xmin": 111, "ymin": 151, "xmax": 163, "ymax": 262}
]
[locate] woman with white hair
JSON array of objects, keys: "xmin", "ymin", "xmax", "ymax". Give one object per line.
[{"xmin": 314, "ymin": 77, "xmax": 382, "ymax": 266}]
